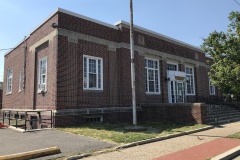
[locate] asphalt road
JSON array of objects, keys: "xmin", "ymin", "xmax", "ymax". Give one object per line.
[{"xmin": 0, "ymin": 128, "xmax": 115, "ymax": 159}]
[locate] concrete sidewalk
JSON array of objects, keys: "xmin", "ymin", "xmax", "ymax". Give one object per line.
[
  {"xmin": 154, "ymin": 138, "xmax": 240, "ymax": 160},
  {"xmin": 82, "ymin": 122, "xmax": 240, "ymax": 160}
]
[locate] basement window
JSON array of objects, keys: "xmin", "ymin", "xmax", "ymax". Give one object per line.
[{"xmin": 85, "ymin": 116, "xmax": 103, "ymax": 123}]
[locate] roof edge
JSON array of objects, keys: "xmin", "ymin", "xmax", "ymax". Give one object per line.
[
  {"xmin": 5, "ymin": 8, "xmax": 119, "ymax": 56},
  {"xmin": 115, "ymin": 20, "xmax": 204, "ymax": 53},
  {"xmin": 58, "ymin": 8, "xmax": 119, "ymax": 30}
]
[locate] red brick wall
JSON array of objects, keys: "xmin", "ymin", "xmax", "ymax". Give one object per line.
[
  {"xmin": 58, "ymin": 12, "xmax": 119, "ymax": 42},
  {"xmin": 3, "ymin": 10, "xmax": 220, "ymax": 113},
  {"xmin": 119, "ymin": 26, "xmax": 206, "ymax": 63},
  {"xmin": 141, "ymin": 103, "xmax": 206, "ymax": 124},
  {"xmin": 57, "ymin": 37, "xmax": 111, "ymax": 109},
  {"xmin": 3, "ymin": 14, "xmax": 58, "ymax": 110}
]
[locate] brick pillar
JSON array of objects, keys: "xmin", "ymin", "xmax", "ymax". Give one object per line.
[{"xmin": 160, "ymin": 60, "xmax": 168, "ymax": 103}]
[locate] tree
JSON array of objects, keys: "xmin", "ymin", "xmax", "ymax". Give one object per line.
[{"xmin": 201, "ymin": 11, "xmax": 240, "ymax": 98}]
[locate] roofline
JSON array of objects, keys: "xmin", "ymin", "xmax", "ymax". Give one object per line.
[
  {"xmin": 114, "ymin": 20, "xmax": 204, "ymax": 53},
  {"xmin": 58, "ymin": 8, "xmax": 119, "ymax": 30},
  {"xmin": 5, "ymin": 8, "xmax": 119, "ymax": 56}
]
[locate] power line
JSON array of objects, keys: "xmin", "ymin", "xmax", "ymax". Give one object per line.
[{"xmin": 234, "ymin": 0, "xmax": 240, "ymax": 6}]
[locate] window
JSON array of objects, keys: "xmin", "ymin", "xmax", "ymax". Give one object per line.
[
  {"xmin": 167, "ymin": 63, "xmax": 178, "ymax": 71},
  {"xmin": 145, "ymin": 58, "xmax": 160, "ymax": 94},
  {"xmin": 209, "ymin": 78, "xmax": 215, "ymax": 95},
  {"xmin": 83, "ymin": 55, "xmax": 103, "ymax": 90},
  {"xmin": 19, "ymin": 71, "xmax": 22, "ymax": 92},
  {"xmin": 6, "ymin": 68, "xmax": 13, "ymax": 94},
  {"xmin": 38, "ymin": 57, "xmax": 47, "ymax": 92},
  {"xmin": 185, "ymin": 66, "xmax": 195, "ymax": 95}
]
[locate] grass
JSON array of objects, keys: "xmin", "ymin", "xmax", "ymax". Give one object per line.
[
  {"xmin": 227, "ymin": 132, "xmax": 240, "ymax": 139},
  {"xmin": 57, "ymin": 122, "xmax": 207, "ymax": 144}
]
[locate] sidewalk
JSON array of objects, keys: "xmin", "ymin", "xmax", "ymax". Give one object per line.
[
  {"xmin": 154, "ymin": 138, "xmax": 240, "ymax": 160},
  {"xmin": 82, "ymin": 122, "xmax": 240, "ymax": 160}
]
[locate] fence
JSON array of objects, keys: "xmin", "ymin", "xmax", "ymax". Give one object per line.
[{"xmin": 2, "ymin": 110, "xmax": 53, "ymax": 131}]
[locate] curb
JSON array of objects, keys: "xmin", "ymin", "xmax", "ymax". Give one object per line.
[
  {"xmin": 116, "ymin": 126, "xmax": 214, "ymax": 149},
  {"xmin": 65, "ymin": 125, "xmax": 214, "ymax": 160},
  {"xmin": 0, "ymin": 147, "xmax": 61, "ymax": 160},
  {"xmin": 211, "ymin": 145, "xmax": 240, "ymax": 160},
  {"xmin": 65, "ymin": 154, "xmax": 91, "ymax": 160}
]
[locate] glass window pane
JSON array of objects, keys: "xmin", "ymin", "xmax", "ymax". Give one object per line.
[
  {"xmin": 148, "ymin": 69, "xmax": 154, "ymax": 80},
  {"xmin": 98, "ymin": 60, "xmax": 101, "ymax": 88},
  {"xmin": 89, "ymin": 73, "xmax": 97, "ymax": 88},
  {"xmin": 149, "ymin": 81, "xmax": 154, "ymax": 92}
]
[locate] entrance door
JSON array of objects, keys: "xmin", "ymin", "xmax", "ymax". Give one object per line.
[
  {"xmin": 175, "ymin": 82, "xmax": 185, "ymax": 103},
  {"xmin": 168, "ymin": 81, "xmax": 185, "ymax": 103}
]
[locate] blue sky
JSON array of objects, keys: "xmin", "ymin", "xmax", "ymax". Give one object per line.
[{"xmin": 0, "ymin": 0, "xmax": 239, "ymax": 82}]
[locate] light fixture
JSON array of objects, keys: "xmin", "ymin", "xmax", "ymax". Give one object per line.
[{"xmin": 51, "ymin": 23, "xmax": 58, "ymax": 28}]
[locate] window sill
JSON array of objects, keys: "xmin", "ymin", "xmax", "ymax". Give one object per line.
[
  {"xmin": 146, "ymin": 92, "xmax": 161, "ymax": 95},
  {"xmin": 6, "ymin": 92, "xmax": 12, "ymax": 95},
  {"xmin": 37, "ymin": 90, "xmax": 47, "ymax": 94},
  {"xmin": 186, "ymin": 94, "xmax": 195, "ymax": 96},
  {"xmin": 83, "ymin": 88, "xmax": 103, "ymax": 91}
]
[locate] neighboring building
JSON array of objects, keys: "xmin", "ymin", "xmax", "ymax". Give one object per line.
[{"xmin": 2, "ymin": 8, "xmax": 221, "ymax": 126}]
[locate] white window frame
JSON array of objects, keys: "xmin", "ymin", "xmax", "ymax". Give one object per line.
[
  {"xmin": 18, "ymin": 71, "xmax": 22, "ymax": 92},
  {"xmin": 83, "ymin": 55, "xmax": 103, "ymax": 90},
  {"xmin": 38, "ymin": 57, "xmax": 47, "ymax": 92},
  {"xmin": 185, "ymin": 66, "xmax": 195, "ymax": 95},
  {"xmin": 209, "ymin": 77, "xmax": 215, "ymax": 95},
  {"xmin": 145, "ymin": 58, "xmax": 161, "ymax": 94},
  {"xmin": 6, "ymin": 68, "xmax": 13, "ymax": 94},
  {"xmin": 167, "ymin": 62, "xmax": 178, "ymax": 71}
]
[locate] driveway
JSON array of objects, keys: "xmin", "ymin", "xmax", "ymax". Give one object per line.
[{"xmin": 0, "ymin": 128, "xmax": 115, "ymax": 159}]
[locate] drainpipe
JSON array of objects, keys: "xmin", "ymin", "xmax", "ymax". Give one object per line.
[{"xmin": 23, "ymin": 36, "xmax": 27, "ymax": 91}]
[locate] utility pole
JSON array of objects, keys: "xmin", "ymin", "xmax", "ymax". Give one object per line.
[{"xmin": 130, "ymin": 0, "xmax": 137, "ymax": 125}]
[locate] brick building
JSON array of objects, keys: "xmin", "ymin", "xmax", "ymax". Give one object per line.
[
  {"xmin": 0, "ymin": 82, "xmax": 2, "ymax": 109},
  {"xmin": 2, "ymin": 8, "xmax": 220, "ymax": 126}
]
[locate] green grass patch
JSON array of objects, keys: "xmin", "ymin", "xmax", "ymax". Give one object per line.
[
  {"xmin": 57, "ymin": 122, "xmax": 207, "ymax": 144},
  {"xmin": 227, "ymin": 132, "xmax": 240, "ymax": 139}
]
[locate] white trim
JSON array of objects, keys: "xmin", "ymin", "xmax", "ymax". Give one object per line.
[
  {"xmin": 6, "ymin": 68, "xmax": 13, "ymax": 94},
  {"xmin": 167, "ymin": 62, "xmax": 178, "ymax": 71},
  {"xmin": 209, "ymin": 77, "xmax": 215, "ymax": 95},
  {"xmin": 185, "ymin": 66, "xmax": 195, "ymax": 95},
  {"xmin": 145, "ymin": 57, "xmax": 161, "ymax": 94},
  {"xmin": 115, "ymin": 20, "xmax": 203, "ymax": 53},
  {"xmin": 38, "ymin": 57, "xmax": 48, "ymax": 93},
  {"xmin": 83, "ymin": 55, "xmax": 103, "ymax": 91}
]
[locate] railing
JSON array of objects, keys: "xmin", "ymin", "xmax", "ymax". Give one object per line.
[{"xmin": 2, "ymin": 110, "xmax": 53, "ymax": 131}]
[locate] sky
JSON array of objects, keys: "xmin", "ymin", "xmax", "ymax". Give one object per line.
[{"xmin": 0, "ymin": 0, "xmax": 239, "ymax": 82}]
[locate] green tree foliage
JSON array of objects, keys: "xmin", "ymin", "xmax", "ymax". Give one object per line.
[{"xmin": 201, "ymin": 11, "xmax": 240, "ymax": 98}]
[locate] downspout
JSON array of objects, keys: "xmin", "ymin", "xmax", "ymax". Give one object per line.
[{"xmin": 23, "ymin": 36, "xmax": 27, "ymax": 91}]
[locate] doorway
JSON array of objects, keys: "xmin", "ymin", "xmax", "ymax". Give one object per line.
[{"xmin": 168, "ymin": 81, "xmax": 185, "ymax": 103}]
